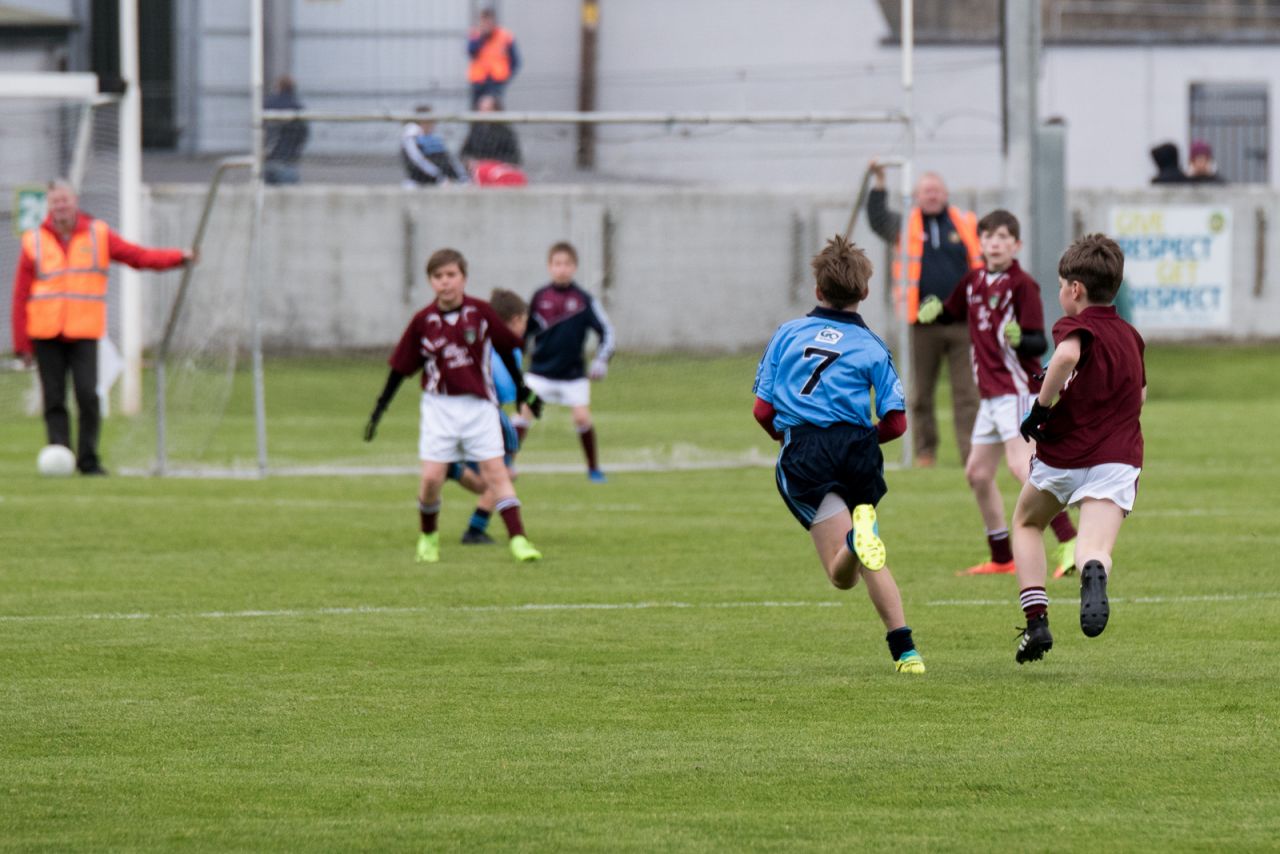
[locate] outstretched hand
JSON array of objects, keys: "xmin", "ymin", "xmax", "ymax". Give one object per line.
[
  {"xmin": 364, "ymin": 406, "xmax": 385, "ymax": 442},
  {"xmin": 916, "ymin": 295, "xmax": 943, "ymax": 325}
]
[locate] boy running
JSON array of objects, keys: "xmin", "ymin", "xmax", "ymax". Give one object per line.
[
  {"xmin": 753, "ymin": 235, "xmax": 925, "ymax": 675},
  {"xmin": 364, "ymin": 248, "xmax": 544, "ymax": 564},
  {"xmin": 523, "ymin": 241, "xmax": 616, "ymax": 482},
  {"xmin": 1011, "ymin": 234, "xmax": 1145, "ymax": 663},
  {"xmin": 916, "ymin": 210, "xmax": 1079, "ymax": 577}
]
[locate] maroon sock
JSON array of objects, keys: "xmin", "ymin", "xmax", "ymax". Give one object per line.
[
  {"xmin": 987, "ymin": 529, "xmax": 1014, "ymax": 564},
  {"xmin": 1019, "ymin": 586, "xmax": 1048, "ymax": 622},
  {"xmin": 495, "ymin": 496, "xmax": 526, "ymax": 538},
  {"xmin": 418, "ymin": 500, "xmax": 440, "ymax": 534},
  {"xmin": 578, "ymin": 425, "xmax": 599, "ymax": 471},
  {"xmin": 1050, "ymin": 511, "xmax": 1077, "ymax": 542}
]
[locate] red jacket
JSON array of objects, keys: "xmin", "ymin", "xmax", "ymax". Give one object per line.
[{"xmin": 11, "ymin": 212, "xmax": 186, "ymax": 355}]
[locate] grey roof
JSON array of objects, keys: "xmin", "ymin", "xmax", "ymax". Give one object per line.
[{"xmin": 0, "ymin": 3, "xmax": 76, "ymax": 29}]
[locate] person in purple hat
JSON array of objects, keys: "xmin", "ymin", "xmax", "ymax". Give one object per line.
[{"xmin": 1188, "ymin": 140, "xmax": 1226, "ymax": 184}]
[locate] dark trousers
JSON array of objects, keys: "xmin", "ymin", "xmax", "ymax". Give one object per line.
[
  {"xmin": 908, "ymin": 322, "xmax": 979, "ymax": 463},
  {"xmin": 33, "ymin": 338, "xmax": 101, "ymax": 470}
]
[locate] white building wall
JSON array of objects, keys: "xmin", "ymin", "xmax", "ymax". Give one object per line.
[{"xmin": 175, "ymin": 0, "xmax": 1279, "ymax": 191}]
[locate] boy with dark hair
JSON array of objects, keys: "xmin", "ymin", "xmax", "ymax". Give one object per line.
[
  {"xmin": 364, "ymin": 248, "xmax": 544, "ymax": 564},
  {"xmin": 522, "ymin": 241, "xmax": 616, "ymax": 482},
  {"xmin": 452, "ymin": 288, "xmax": 529, "ymax": 544},
  {"xmin": 916, "ymin": 209, "xmax": 1079, "ymax": 577},
  {"xmin": 753, "ymin": 235, "xmax": 925, "ymax": 675},
  {"xmin": 1012, "ymin": 234, "xmax": 1145, "ymax": 664}
]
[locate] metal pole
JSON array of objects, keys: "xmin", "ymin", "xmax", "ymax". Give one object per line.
[
  {"xmin": 898, "ymin": 0, "xmax": 915, "ymax": 469},
  {"xmin": 576, "ymin": 0, "xmax": 600, "ymax": 170},
  {"xmin": 118, "ymin": 0, "xmax": 144, "ymax": 415},
  {"xmin": 250, "ymin": 0, "xmax": 269, "ymax": 477},
  {"xmin": 154, "ymin": 157, "xmax": 253, "ymax": 475}
]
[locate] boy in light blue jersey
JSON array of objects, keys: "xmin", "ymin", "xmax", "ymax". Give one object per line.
[
  {"xmin": 450, "ymin": 289, "xmax": 529, "ymax": 544},
  {"xmin": 752, "ymin": 235, "xmax": 924, "ymax": 675}
]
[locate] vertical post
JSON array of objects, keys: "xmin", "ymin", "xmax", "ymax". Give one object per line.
[
  {"xmin": 263, "ymin": 0, "xmax": 293, "ymax": 86},
  {"xmin": 250, "ymin": 0, "xmax": 269, "ymax": 476},
  {"xmin": 897, "ymin": 0, "xmax": 915, "ymax": 469},
  {"xmin": 576, "ymin": 0, "xmax": 600, "ymax": 170},
  {"xmin": 118, "ymin": 0, "xmax": 143, "ymax": 414},
  {"xmin": 1032, "ymin": 118, "xmax": 1068, "ymax": 330},
  {"xmin": 1002, "ymin": 0, "xmax": 1040, "ymax": 243}
]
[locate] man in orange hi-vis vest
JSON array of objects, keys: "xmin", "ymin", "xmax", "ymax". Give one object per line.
[
  {"xmin": 868, "ymin": 162, "xmax": 982, "ymax": 468},
  {"xmin": 467, "ymin": 7, "xmax": 521, "ymax": 107},
  {"xmin": 10, "ymin": 180, "xmax": 195, "ymax": 475}
]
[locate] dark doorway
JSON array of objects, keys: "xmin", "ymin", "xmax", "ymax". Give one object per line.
[{"xmin": 90, "ymin": 0, "xmax": 177, "ymax": 149}]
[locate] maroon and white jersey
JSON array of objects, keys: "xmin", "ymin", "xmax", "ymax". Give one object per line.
[
  {"xmin": 389, "ymin": 295, "xmax": 521, "ymax": 401},
  {"xmin": 1037, "ymin": 305, "xmax": 1146, "ymax": 470},
  {"xmin": 943, "ymin": 259, "xmax": 1045, "ymax": 398}
]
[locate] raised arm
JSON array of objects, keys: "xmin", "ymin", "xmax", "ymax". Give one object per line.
[{"xmin": 107, "ymin": 230, "xmax": 189, "ymax": 270}]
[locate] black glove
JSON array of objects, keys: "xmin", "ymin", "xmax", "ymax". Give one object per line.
[
  {"xmin": 1019, "ymin": 400, "xmax": 1052, "ymax": 444},
  {"xmin": 518, "ymin": 386, "xmax": 544, "ymax": 420},
  {"xmin": 364, "ymin": 405, "xmax": 386, "ymax": 442}
]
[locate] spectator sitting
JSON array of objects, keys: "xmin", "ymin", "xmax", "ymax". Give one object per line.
[
  {"xmin": 401, "ymin": 106, "xmax": 469, "ymax": 188},
  {"xmin": 461, "ymin": 95, "xmax": 522, "ymax": 166},
  {"xmin": 263, "ymin": 75, "xmax": 309, "ymax": 185},
  {"xmin": 1188, "ymin": 139, "xmax": 1226, "ymax": 184},
  {"xmin": 1149, "ymin": 142, "xmax": 1189, "ymax": 185}
]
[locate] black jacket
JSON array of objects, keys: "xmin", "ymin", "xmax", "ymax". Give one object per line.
[
  {"xmin": 1150, "ymin": 143, "xmax": 1189, "ymax": 185},
  {"xmin": 867, "ymin": 188, "xmax": 972, "ymax": 307}
]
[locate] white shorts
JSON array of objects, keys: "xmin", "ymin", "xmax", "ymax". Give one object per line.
[
  {"xmin": 418, "ymin": 393, "xmax": 505, "ymax": 463},
  {"xmin": 526, "ymin": 373, "xmax": 591, "ymax": 407},
  {"xmin": 972, "ymin": 394, "xmax": 1033, "ymax": 445},
  {"xmin": 1028, "ymin": 458, "xmax": 1142, "ymax": 513}
]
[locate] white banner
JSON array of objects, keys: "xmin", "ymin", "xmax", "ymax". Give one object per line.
[{"xmin": 1109, "ymin": 206, "xmax": 1231, "ymax": 330}]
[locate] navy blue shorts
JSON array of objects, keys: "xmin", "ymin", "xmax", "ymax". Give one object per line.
[
  {"xmin": 448, "ymin": 409, "xmax": 520, "ymax": 480},
  {"xmin": 775, "ymin": 422, "xmax": 887, "ymax": 530}
]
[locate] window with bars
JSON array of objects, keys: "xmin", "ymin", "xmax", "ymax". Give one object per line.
[{"xmin": 1189, "ymin": 82, "xmax": 1269, "ymax": 184}]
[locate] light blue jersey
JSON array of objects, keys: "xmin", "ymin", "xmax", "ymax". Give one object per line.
[
  {"xmin": 753, "ymin": 307, "xmax": 905, "ymax": 431},
  {"xmin": 491, "ymin": 346, "xmax": 522, "ymax": 405}
]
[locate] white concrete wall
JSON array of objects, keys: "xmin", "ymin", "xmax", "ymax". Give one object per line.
[{"xmin": 142, "ymin": 183, "xmax": 1280, "ymax": 356}]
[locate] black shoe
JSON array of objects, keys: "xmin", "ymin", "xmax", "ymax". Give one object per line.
[
  {"xmin": 1080, "ymin": 560, "xmax": 1110, "ymax": 638},
  {"xmin": 78, "ymin": 465, "xmax": 109, "ymax": 476},
  {"xmin": 460, "ymin": 528, "xmax": 496, "ymax": 545},
  {"xmin": 1016, "ymin": 615, "xmax": 1053, "ymax": 664}
]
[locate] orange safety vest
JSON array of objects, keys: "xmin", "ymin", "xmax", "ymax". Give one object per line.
[
  {"xmin": 892, "ymin": 206, "xmax": 983, "ymax": 322},
  {"xmin": 468, "ymin": 28, "xmax": 514, "ymax": 83},
  {"xmin": 22, "ymin": 219, "xmax": 111, "ymax": 341}
]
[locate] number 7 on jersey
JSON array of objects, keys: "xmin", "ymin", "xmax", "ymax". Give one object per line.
[{"xmin": 800, "ymin": 347, "xmax": 839, "ymax": 395}]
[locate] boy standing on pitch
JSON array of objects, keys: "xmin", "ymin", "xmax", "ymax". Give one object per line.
[
  {"xmin": 752, "ymin": 235, "xmax": 925, "ymax": 675},
  {"xmin": 1010, "ymin": 234, "xmax": 1145, "ymax": 664},
  {"xmin": 364, "ymin": 248, "xmax": 544, "ymax": 564},
  {"xmin": 916, "ymin": 210, "xmax": 1079, "ymax": 577},
  {"xmin": 523, "ymin": 242, "xmax": 616, "ymax": 482}
]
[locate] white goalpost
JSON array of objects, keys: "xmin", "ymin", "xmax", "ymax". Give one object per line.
[{"xmin": 0, "ymin": 70, "xmax": 141, "ymax": 423}]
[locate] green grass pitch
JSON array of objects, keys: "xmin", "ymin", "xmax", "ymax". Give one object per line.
[{"xmin": 1, "ymin": 345, "xmax": 1278, "ymax": 850}]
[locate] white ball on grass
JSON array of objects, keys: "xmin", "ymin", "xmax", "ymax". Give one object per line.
[{"xmin": 37, "ymin": 444, "xmax": 77, "ymax": 477}]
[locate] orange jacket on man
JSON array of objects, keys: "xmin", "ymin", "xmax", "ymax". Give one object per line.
[{"xmin": 11, "ymin": 212, "xmax": 187, "ymax": 355}]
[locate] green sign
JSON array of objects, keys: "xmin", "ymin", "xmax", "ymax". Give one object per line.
[{"xmin": 14, "ymin": 186, "xmax": 47, "ymax": 236}]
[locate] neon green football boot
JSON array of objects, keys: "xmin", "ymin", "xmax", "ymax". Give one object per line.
[
  {"xmin": 509, "ymin": 535, "xmax": 542, "ymax": 563},
  {"xmin": 850, "ymin": 504, "xmax": 886, "ymax": 571},
  {"xmin": 1053, "ymin": 538, "xmax": 1078, "ymax": 579},
  {"xmin": 894, "ymin": 650, "xmax": 926, "ymax": 674},
  {"xmin": 415, "ymin": 532, "xmax": 440, "ymax": 564}
]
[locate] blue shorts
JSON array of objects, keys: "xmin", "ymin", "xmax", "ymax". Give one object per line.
[
  {"xmin": 775, "ymin": 423, "xmax": 887, "ymax": 530},
  {"xmin": 448, "ymin": 409, "xmax": 520, "ymax": 480}
]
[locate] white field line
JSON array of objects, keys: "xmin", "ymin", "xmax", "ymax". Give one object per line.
[{"xmin": 1, "ymin": 592, "xmax": 1276, "ymax": 625}]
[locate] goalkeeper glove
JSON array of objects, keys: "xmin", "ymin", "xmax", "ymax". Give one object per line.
[
  {"xmin": 1019, "ymin": 400, "xmax": 1052, "ymax": 444},
  {"xmin": 364, "ymin": 404, "xmax": 386, "ymax": 442},
  {"xmin": 916, "ymin": 295, "xmax": 943, "ymax": 324},
  {"xmin": 588, "ymin": 358, "xmax": 608, "ymax": 381},
  {"xmin": 1004, "ymin": 320, "xmax": 1022, "ymax": 348},
  {"xmin": 518, "ymin": 386, "xmax": 545, "ymax": 419}
]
